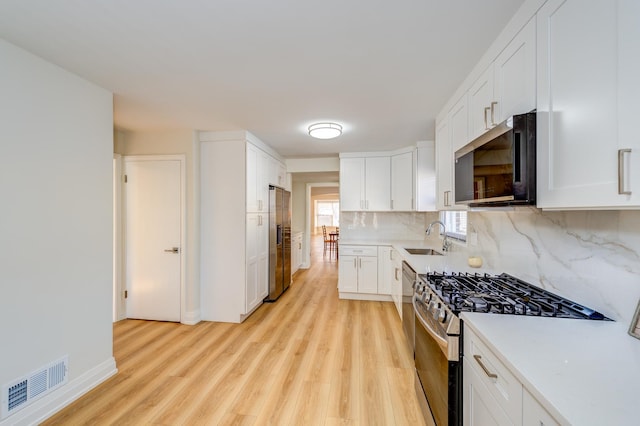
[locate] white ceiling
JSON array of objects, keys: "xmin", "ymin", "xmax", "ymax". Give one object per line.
[{"xmin": 0, "ymin": 0, "xmax": 525, "ymax": 157}]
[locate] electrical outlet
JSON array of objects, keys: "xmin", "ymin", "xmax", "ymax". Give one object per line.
[{"xmin": 468, "ymin": 231, "xmax": 478, "ymax": 246}]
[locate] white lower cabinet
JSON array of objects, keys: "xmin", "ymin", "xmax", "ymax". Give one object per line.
[
  {"xmin": 246, "ymin": 213, "xmax": 268, "ymax": 314},
  {"xmin": 291, "ymin": 231, "xmax": 303, "ymax": 275},
  {"xmin": 338, "ymin": 245, "xmax": 378, "ymax": 295},
  {"xmin": 464, "ymin": 325, "xmax": 560, "ymax": 426},
  {"xmin": 377, "ymin": 246, "xmax": 392, "ymax": 295},
  {"xmin": 522, "ymin": 389, "xmax": 560, "ymax": 426},
  {"xmin": 464, "ymin": 357, "xmax": 513, "ymax": 426},
  {"xmin": 390, "ymin": 248, "xmax": 402, "ymax": 319}
]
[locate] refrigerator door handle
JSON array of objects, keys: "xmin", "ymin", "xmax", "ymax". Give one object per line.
[{"xmin": 276, "ymin": 224, "xmax": 282, "ymax": 245}]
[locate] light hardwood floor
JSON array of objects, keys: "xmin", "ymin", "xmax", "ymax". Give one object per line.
[{"xmin": 43, "ymin": 236, "xmax": 430, "ymax": 425}]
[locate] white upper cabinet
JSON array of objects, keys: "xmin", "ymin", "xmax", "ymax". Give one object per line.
[
  {"xmin": 494, "ymin": 17, "xmax": 536, "ymax": 123},
  {"xmin": 441, "ymin": 95, "xmax": 470, "ymax": 211},
  {"xmin": 450, "ymin": 93, "xmax": 470, "ymax": 153},
  {"xmin": 537, "ymin": 0, "xmax": 640, "ymax": 209},
  {"xmin": 436, "ymin": 118, "xmax": 453, "ymax": 210},
  {"xmin": 468, "ymin": 18, "xmax": 536, "ymax": 142},
  {"xmin": 365, "ymin": 156, "xmax": 391, "ymax": 211},
  {"xmin": 340, "ymin": 156, "xmax": 391, "ymax": 211},
  {"xmin": 415, "ymin": 141, "xmax": 437, "ymax": 211},
  {"xmin": 391, "ymin": 150, "xmax": 414, "ymax": 211},
  {"xmin": 246, "ymin": 143, "xmax": 269, "ymax": 213},
  {"xmin": 340, "ymin": 157, "xmax": 365, "ymax": 211},
  {"xmin": 469, "ymin": 65, "xmax": 496, "ymax": 141}
]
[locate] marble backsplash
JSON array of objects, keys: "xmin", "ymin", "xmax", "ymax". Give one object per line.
[
  {"xmin": 341, "ymin": 208, "xmax": 640, "ymax": 324},
  {"xmin": 459, "ymin": 208, "xmax": 640, "ymax": 324},
  {"xmin": 341, "ymin": 211, "xmax": 438, "ymax": 241}
]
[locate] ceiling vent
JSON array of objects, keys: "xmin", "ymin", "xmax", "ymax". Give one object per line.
[{"xmin": 1, "ymin": 356, "xmax": 68, "ymax": 420}]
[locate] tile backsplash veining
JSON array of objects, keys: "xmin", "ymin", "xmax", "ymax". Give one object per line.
[
  {"xmin": 341, "ymin": 208, "xmax": 640, "ymax": 324},
  {"xmin": 341, "ymin": 211, "xmax": 439, "ymax": 241},
  {"xmin": 446, "ymin": 208, "xmax": 640, "ymax": 324}
]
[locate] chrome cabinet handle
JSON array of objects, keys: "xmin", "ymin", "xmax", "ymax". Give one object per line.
[
  {"xmin": 353, "ymin": 258, "xmax": 357, "ymax": 268},
  {"xmin": 394, "ymin": 267, "xmax": 399, "ymax": 281},
  {"xmin": 164, "ymin": 247, "xmax": 180, "ymax": 254},
  {"xmin": 391, "ymin": 199, "xmax": 394, "ymax": 210},
  {"xmin": 490, "ymin": 101, "xmax": 498, "ymax": 126},
  {"xmin": 473, "ymin": 355, "xmax": 498, "ymax": 379},
  {"xmin": 618, "ymin": 149, "xmax": 632, "ymax": 195},
  {"xmin": 484, "ymin": 107, "xmax": 491, "ymax": 130}
]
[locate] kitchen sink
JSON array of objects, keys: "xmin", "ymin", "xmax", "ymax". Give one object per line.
[{"xmin": 404, "ymin": 248, "xmax": 443, "ymax": 256}]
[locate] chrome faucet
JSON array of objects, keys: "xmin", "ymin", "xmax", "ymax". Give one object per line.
[{"xmin": 426, "ymin": 220, "xmax": 452, "ymax": 252}]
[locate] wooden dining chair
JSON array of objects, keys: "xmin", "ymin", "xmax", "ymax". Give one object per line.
[{"xmin": 322, "ymin": 225, "xmax": 333, "ymax": 257}]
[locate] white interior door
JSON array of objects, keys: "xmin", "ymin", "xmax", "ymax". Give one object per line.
[{"xmin": 124, "ymin": 157, "xmax": 182, "ymax": 322}]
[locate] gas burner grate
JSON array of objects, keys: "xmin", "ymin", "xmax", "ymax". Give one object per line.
[{"xmin": 420, "ymin": 272, "xmax": 611, "ymax": 320}]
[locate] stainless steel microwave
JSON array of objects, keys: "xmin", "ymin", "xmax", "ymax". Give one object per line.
[{"xmin": 454, "ymin": 111, "xmax": 536, "ymax": 207}]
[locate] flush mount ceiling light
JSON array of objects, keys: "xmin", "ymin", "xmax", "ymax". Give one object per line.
[{"xmin": 308, "ymin": 122, "xmax": 343, "ymax": 139}]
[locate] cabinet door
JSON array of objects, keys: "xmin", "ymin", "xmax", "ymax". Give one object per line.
[
  {"xmin": 444, "ymin": 95, "xmax": 469, "ymax": 211},
  {"xmin": 391, "ymin": 249, "xmax": 402, "ymax": 318},
  {"xmin": 340, "ymin": 158, "xmax": 365, "ymax": 211},
  {"xmin": 522, "ymin": 389, "xmax": 560, "ymax": 426},
  {"xmin": 377, "ymin": 246, "xmax": 392, "ymax": 295},
  {"xmin": 365, "ymin": 156, "xmax": 391, "ymax": 211},
  {"xmin": 463, "ymin": 358, "xmax": 513, "ymax": 426},
  {"xmin": 416, "ymin": 141, "xmax": 436, "ymax": 211},
  {"xmin": 257, "ymin": 214, "xmax": 269, "ymax": 300},
  {"xmin": 469, "ymin": 65, "xmax": 495, "ymax": 140},
  {"xmin": 435, "ymin": 118, "xmax": 452, "ymax": 210},
  {"xmin": 450, "ymin": 92, "xmax": 470, "ymax": 152},
  {"xmin": 537, "ymin": 0, "xmax": 640, "ymax": 208},
  {"xmin": 338, "ymin": 255, "xmax": 359, "ymax": 292},
  {"xmin": 277, "ymin": 162, "xmax": 287, "ymax": 188},
  {"xmin": 494, "ymin": 17, "xmax": 536, "ymax": 123},
  {"xmin": 358, "ymin": 256, "xmax": 379, "ymax": 293},
  {"xmin": 245, "ymin": 213, "xmax": 260, "ymax": 313},
  {"xmin": 246, "ymin": 144, "xmax": 259, "ymax": 212},
  {"xmin": 391, "ymin": 151, "xmax": 414, "ymax": 211}
]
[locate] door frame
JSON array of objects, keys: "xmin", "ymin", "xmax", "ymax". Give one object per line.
[
  {"xmin": 304, "ymin": 182, "xmax": 339, "ymax": 268},
  {"xmin": 121, "ymin": 154, "xmax": 187, "ymax": 323},
  {"xmin": 113, "ymin": 154, "xmax": 125, "ymax": 321}
]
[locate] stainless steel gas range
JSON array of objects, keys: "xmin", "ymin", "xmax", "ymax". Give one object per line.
[{"xmin": 412, "ymin": 271, "xmax": 611, "ymax": 426}]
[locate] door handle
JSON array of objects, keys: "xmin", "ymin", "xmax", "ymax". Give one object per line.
[
  {"xmin": 473, "ymin": 355, "xmax": 498, "ymax": 379},
  {"xmin": 164, "ymin": 247, "xmax": 180, "ymax": 254},
  {"xmin": 490, "ymin": 101, "xmax": 498, "ymax": 126},
  {"xmin": 618, "ymin": 149, "xmax": 632, "ymax": 195},
  {"xmin": 484, "ymin": 107, "xmax": 490, "ymax": 130}
]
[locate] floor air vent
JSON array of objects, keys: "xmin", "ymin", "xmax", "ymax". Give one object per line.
[{"xmin": 1, "ymin": 356, "xmax": 68, "ymax": 420}]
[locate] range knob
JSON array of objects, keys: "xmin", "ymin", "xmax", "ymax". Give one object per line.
[
  {"xmin": 431, "ymin": 302, "xmax": 441, "ymax": 319},
  {"xmin": 438, "ymin": 308, "xmax": 447, "ymax": 323}
]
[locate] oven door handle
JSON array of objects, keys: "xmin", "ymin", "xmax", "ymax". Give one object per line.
[{"xmin": 413, "ymin": 297, "xmax": 451, "ymax": 358}]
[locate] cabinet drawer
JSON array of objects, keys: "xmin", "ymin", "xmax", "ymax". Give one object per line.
[
  {"xmin": 522, "ymin": 389, "xmax": 560, "ymax": 426},
  {"xmin": 464, "ymin": 327, "xmax": 522, "ymax": 425},
  {"xmin": 340, "ymin": 245, "xmax": 378, "ymax": 257}
]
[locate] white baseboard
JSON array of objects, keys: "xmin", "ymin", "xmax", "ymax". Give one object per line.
[
  {"xmin": 338, "ymin": 292, "xmax": 393, "ymax": 302},
  {"xmin": 0, "ymin": 357, "xmax": 117, "ymax": 426},
  {"xmin": 182, "ymin": 309, "xmax": 201, "ymax": 325}
]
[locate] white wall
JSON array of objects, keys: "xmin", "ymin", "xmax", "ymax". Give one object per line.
[
  {"xmin": 0, "ymin": 40, "xmax": 115, "ymax": 423},
  {"xmin": 115, "ymin": 129, "xmax": 200, "ymax": 323}
]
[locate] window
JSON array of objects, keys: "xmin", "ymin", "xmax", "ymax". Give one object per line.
[
  {"xmin": 440, "ymin": 211, "xmax": 467, "ymax": 242},
  {"xmin": 316, "ymin": 201, "xmax": 340, "ymax": 227}
]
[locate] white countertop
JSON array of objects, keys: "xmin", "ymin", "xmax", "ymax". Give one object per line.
[
  {"xmin": 461, "ymin": 312, "xmax": 640, "ymax": 425},
  {"xmin": 338, "ymin": 238, "xmax": 490, "ymax": 275}
]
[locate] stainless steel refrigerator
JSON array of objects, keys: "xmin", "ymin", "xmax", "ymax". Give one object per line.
[{"xmin": 264, "ymin": 185, "xmax": 291, "ymax": 302}]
